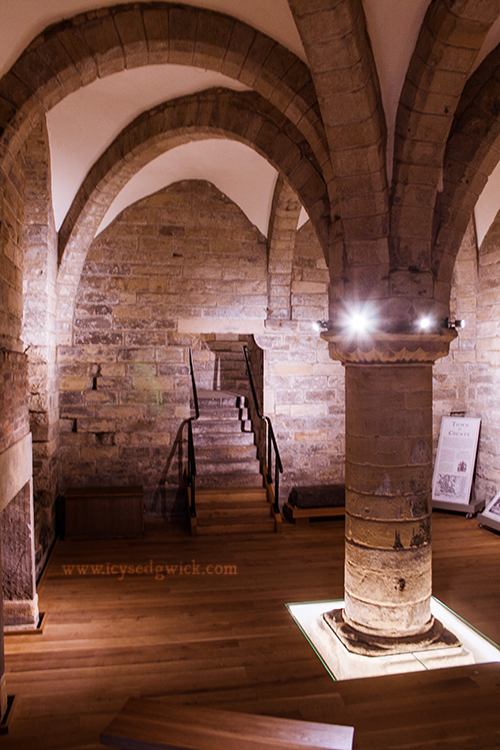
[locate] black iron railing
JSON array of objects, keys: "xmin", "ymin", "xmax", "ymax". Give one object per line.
[
  {"xmin": 187, "ymin": 348, "xmax": 199, "ymax": 519},
  {"xmin": 242, "ymin": 345, "xmax": 283, "ymax": 514}
]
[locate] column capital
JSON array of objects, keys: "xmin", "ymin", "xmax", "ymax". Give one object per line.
[{"xmin": 322, "ymin": 329, "xmax": 457, "ymax": 365}]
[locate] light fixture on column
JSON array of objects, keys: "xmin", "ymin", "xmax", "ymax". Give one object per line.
[
  {"xmin": 416, "ymin": 315, "xmax": 434, "ymax": 331},
  {"xmin": 339, "ymin": 302, "xmax": 377, "ymax": 338},
  {"xmin": 312, "ymin": 319, "xmax": 328, "ymax": 332},
  {"xmin": 446, "ymin": 317, "xmax": 465, "ymax": 329}
]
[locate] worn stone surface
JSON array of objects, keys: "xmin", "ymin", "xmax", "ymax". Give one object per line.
[{"xmin": 1, "ymin": 481, "xmax": 38, "ymax": 628}]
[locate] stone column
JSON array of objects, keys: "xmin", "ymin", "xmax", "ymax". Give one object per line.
[
  {"xmin": 1, "ymin": 478, "xmax": 39, "ymax": 630},
  {"xmin": 322, "ymin": 330, "xmax": 459, "ymax": 655}
]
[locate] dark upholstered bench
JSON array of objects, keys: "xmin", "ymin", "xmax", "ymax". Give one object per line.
[
  {"xmin": 283, "ymin": 485, "xmax": 345, "ymax": 524},
  {"xmin": 100, "ymin": 698, "xmax": 354, "ymax": 750}
]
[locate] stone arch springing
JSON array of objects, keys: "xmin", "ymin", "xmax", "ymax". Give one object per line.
[
  {"xmin": 266, "ymin": 176, "xmax": 302, "ymax": 321},
  {"xmin": 288, "ymin": 0, "xmax": 389, "ymax": 301},
  {"xmin": 391, "ymin": 0, "xmax": 498, "ymax": 274},
  {"xmin": 433, "ymin": 45, "xmax": 500, "ymax": 290}
]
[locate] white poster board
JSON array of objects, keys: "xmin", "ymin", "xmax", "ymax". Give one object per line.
[
  {"xmin": 478, "ymin": 491, "xmax": 500, "ymax": 533},
  {"xmin": 432, "ymin": 417, "xmax": 481, "ymax": 506}
]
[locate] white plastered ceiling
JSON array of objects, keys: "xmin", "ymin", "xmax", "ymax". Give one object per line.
[{"xmin": 2, "ymin": 0, "xmax": 500, "ymax": 244}]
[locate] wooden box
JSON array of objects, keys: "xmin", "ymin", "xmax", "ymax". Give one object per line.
[{"xmin": 64, "ymin": 486, "xmax": 144, "ymax": 540}]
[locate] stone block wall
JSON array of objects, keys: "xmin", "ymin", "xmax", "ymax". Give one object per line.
[
  {"xmin": 433, "ymin": 218, "xmax": 500, "ymax": 503},
  {"xmin": 0, "ymin": 150, "xmax": 26, "ymax": 353},
  {"xmin": 257, "ymin": 222, "xmax": 345, "ymax": 501},
  {"xmin": 59, "ymin": 180, "xmax": 269, "ymax": 514},
  {"xmin": 22, "ymin": 121, "xmax": 59, "ymax": 573},
  {"xmin": 0, "ymin": 350, "xmax": 30, "ymax": 456},
  {"xmin": 59, "ymin": 179, "xmax": 344, "ymax": 514}
]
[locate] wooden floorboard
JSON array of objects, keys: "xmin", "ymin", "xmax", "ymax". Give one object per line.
[{"xmin": 3, "ymin": 512, "xmax": 500, "ymax": 749}]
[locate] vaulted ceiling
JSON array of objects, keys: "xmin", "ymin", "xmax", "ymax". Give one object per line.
[{"xmin": 2, "ymin": 0, "xmax": 500, "ymax": 250}]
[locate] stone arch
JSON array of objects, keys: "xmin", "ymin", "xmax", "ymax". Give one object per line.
[
  {"xmin": 0, "ymin": 3, "xmax": 328, "ymax": 181},
  {"xmin": 266, "ymin": 176, "xmax": 302, "ymax": 321},
  {"xmin": 56, "ymin": 88, "xmax": 331, "ymax": 339},
  {"xmin": 391, "ymin": 0, "xmax": 498, "ymax": 272},
  {"xmin": 433, "ymin": 46, "xmax": 500, "ymax": 289},
  {"xmin": 287, "ymin": 0, "xmax": 389, "ymax": 300}
]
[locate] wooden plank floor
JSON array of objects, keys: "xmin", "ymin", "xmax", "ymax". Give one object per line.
[{"xmin": 3, "ymin": 512, "xmax": 500, "ymax": 750}]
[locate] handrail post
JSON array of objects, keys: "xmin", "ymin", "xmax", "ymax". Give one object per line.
[
  {"xmin": 242, "ymin": 345, "xmax": 283, "ymax": 513},
  {"xmin": 187, "ymin": 348, "xmax": 200, "ymax": 522}
]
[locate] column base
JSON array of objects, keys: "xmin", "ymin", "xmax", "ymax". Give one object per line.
[
  {"xmin": 3, "ymin": 596, "xmax": 39, "ymax": 630},
  {"xmin": 323, "ymin": 608, "xmax": 460, "ymax": 656}
]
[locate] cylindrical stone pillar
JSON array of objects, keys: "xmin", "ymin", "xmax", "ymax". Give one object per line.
[
  {"xmin": 344, "ymin": 362, "xmax": 433, "ymax": 637},
  {"xmin": 323, "ymin": 330, "xmax": 457, "ymax": 654}
]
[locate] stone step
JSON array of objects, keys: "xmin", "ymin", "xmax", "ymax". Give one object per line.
[
  {"xmin": 195, "ymin": 407, "xmax": 250, "ymax": 421},
  {"xmin": 196, "ymin": 444, "xmax": 257, "ymax": 461},
  {"xmin": 196, "ymin": 390, "xmax": 246, "ymax": 408},
  {"xmin": 195, "ymin": 501, "xmax": 269, "ymax": 518},
  {"xmin": 193, "ymin": 419, "xmax": 253, "ymax": 434},
  {"xmin": 196, "ymin": 488, "xmax": 267, "ymax": 504},
  {"xmin": 193, "ymin": 431, "xmax": 255, "ymax": 447},
  {"xmin": 196, "ymin": 456, "xmax": 261, "ymax": 474},
  {"xmin": 196, "ymin": 473, "xmax": 263, "ymax": 489}
]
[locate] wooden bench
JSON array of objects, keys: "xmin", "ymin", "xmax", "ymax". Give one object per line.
[
  {"xmin": 283, "ymin": 485, "xmax": 345, "ymax": 525},
  {"xmin": 100, "ymin": 699, "xmax": 354, "ymax": 750},
  {"xmin": 64, "ymin": 486, "xmax": 144, "ymax": 540}
]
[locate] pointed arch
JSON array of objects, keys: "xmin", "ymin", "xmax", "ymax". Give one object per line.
[
  {"xmin": 391, "ymin": 0, "xmax": 498, "ymax": 272},
  {"xmin": 434, "ymin": 44, "xmax": 500, "ymax": 287},
  {"xmin": 56, "ymin": 88, "xmax": 331, "ymax": 334}
]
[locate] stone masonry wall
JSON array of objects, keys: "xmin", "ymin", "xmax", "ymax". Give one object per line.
[
  {"xmin": 59, "ymin": 180, "xmax": 344, "ymax": 515},
  {"xmin": 0, "ymin": 350, "xmax": 30, "ymax": 456},
  {"xmin": 433, "ymin": 219, "xmax": 500, "ymax": 503},
  {"xmin": 22, "ymin": 120, "xmax": 59, "ymax": 574},
  {"xmin": 258, "ymin": 222, "xmax": 345, "ymax": 501},
  {"xmin": 59, "ymin": 180, "xmax": 268, "ymax": 514}
]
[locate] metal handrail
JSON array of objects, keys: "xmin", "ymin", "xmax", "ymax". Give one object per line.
[
  {"xmin": 242, "ymin": 345, "xmax": 283, "ymax": 514},
  {"xmin": 187, "ymin": 348, "xmax": 199, "ymax": 518}
]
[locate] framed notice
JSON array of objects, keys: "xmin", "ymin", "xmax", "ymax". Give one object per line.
[
  {"xmin": 432, "ymin": 417, "xmax": 481, "ymax": 507},
  {"xmin": 478, "ymin": 491, "xmax": 500, "ymax": 533}
]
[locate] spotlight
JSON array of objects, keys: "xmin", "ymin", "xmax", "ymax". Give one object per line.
[
  {"xmin": 347, "ymin": 310, "xmax": 370, "ymax": 334},
  {"xmin": 416, "ymin": 316, "xmax": 433, "ymax": 331},
  {"xmin": 339, "ymin": 303, "xmax": 377, "ymax": 337},
  {"xmin": 446, "ymin": 317, "xmax": 465, "ymax": 330},
  {"xmin": 313, "ymin": 320, "xmax": 328, "ymax": 332}
]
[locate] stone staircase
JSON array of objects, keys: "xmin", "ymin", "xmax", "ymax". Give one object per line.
[{"xmin": 190, "ymin": 390, "xmax": 277, "ymax": 534}]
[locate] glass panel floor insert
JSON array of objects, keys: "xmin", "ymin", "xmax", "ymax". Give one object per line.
[{"xmin": 287, "ymin": 597, "xmax": 500, "ymax": 681}]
